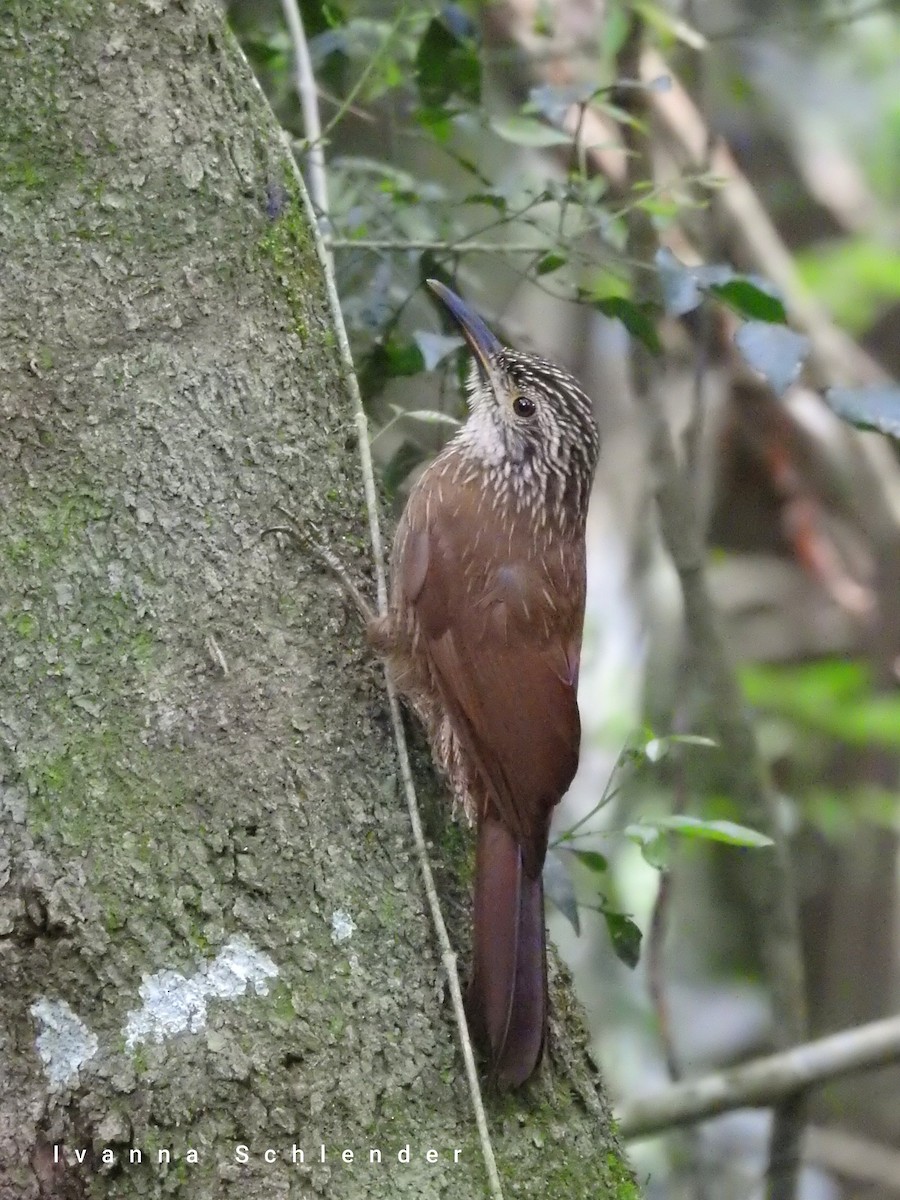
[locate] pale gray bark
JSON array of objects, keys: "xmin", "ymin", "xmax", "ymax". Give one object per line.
[{"xmin": 0, "ymin": 3, "xmax": 634, "ymax": 1198}]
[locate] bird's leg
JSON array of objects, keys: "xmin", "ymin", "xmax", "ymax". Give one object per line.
[{"xmin": 261, "ymin": 504, "xmax": 375, "ymax": 626}]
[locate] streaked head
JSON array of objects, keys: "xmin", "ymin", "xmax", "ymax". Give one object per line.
[{"xmin": 426, "ymin": 279, "xmax": 599, "ymax": 510}]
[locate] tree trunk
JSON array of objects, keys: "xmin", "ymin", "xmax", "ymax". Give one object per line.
[{"xmin": 0, "ymin": 3, "xmax": 634, "ymax": 1197}]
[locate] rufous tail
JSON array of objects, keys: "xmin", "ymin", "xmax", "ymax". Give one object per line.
[{"xmin": 466, "ymin": 815, "xmax": 547, "ymax": 1089}]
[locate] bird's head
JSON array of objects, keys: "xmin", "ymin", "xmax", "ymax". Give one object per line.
[{"xmin": 426, "ymin": 279, "xmax": 599, "ymax": 510}]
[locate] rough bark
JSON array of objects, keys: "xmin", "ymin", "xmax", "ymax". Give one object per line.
[{"xmin": 0, "ymin": 3, "xmax": 635, "ymax": 1198}]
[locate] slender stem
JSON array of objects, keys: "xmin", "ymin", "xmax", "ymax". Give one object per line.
[
  {"xmin": 282, "ymin": 133, "xmax": 506, "ymax": 1200},
  {"xmin": 279, "ymin": 0, "xmax": 329, "ymax": 220}
]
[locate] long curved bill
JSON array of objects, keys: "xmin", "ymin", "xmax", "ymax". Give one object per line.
[{"xmin": 426, "ymin": 279, "xmax": 502, "ymax": 380}]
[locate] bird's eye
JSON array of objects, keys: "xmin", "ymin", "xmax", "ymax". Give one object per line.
[{"xmin": 512, "ymin": 396, "xmax": 536, "ymax": 418}]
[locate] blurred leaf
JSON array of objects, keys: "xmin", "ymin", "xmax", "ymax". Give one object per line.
[
  {"xmin": 415, "ymin": 15, "xmax": 480, "ymax": 108},
  {"xmin": 826, "ymin": 386, "xmax": 900, "ymax": 439},
  {"xmin": 632, "ymin": 0, "xmax": 707, "ymax": 49},
  {"xmin": 377, "ymin": 335, "xmax": 425, "ymax": 377},
  {"xmin": 642, "ymin": 815, "xmax": 774, "ymax": 848},
  {"xmin": 709, "ymin": 278, "xmax": 787, "ymax": 324},
  {"xmin": 527, "ymin": 82, "xmax": 598, "ymax": 122},
  {"xmin": 388, "ymin": 405, "xmax": 460, "ymax": 429},
  {"xmin": 593, "ymin": 296, "xmax": 662, "ymax": 353},
  {"xmin": 359, "ymin": 336, "xmax": 425, "ymax": 401},
  {"xmin": 734, "ymin": 322, "xmax": 811, "ymax": 396},
  {"xmin": 624, "ymin": 824, "xmax": 670, "ymax": 870},
  {"xmin": 603, "ymin": 910, "xmax": 642, "ymax": 968},
  {"xmin": 746, "ymin": 658, "xmax": 871, "ymax": 705},
  {"xmin": 463, "ymin": 190, "xmax": 508, "ymax": 211},
  {"xmin": 600, "ymin": 3, "xmax": 632, "ymax": 62},
  {"xmin": 543, "ymin": 849, "xmax": 580, "ymax": 934},
  {"xmin": 536, "ymin": 252, "xmax": 567, "ymax": 275},
  {"xmin": 415, "ymin": 105, "xmax": 454, "ymax": 141},
  {"xmin": 741, "ymin": 659, "xmax": 900, "ymax": 748},
  {"xmin": 412, "ymin": 330, "xmax": 463, "ymax": 370},
  {"xmin": 655, "ymin": 247, "xmax": 701, "ymax": 315},
  {"xmin": 796, "ymin": 238, "xmax": 900, "ymax": 334},
  {"xmin": 490, "ymin": 115, "xmax": 573, "ymax": 147},
  {"xmin": 655, "ymin": 249, "xmax": 740, "ymax": 316},
  {"xmin": 567, "ymin": 848, "xmax": 609, "ymax": 874}
]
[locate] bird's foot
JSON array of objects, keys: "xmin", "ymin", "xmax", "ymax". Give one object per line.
[{"xmin": 261, "ymin": 504, "xmax": 375, "ymax": 625}]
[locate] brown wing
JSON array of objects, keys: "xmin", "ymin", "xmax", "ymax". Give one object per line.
[{"xmin": 400, "ymin": 476, "xmax": 585, "ymax": 877}]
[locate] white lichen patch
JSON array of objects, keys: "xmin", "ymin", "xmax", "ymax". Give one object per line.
[
  {"xmin": 330, "ymin": 910, "xmax": 356, "ymax": 944},
  {"xmin": 124, "ymin": 937, "xmax": 278, "ymax": 1051},
  {"xmin": 30, "ymin": 997, "xmax": 99, "ymax": 1088}
]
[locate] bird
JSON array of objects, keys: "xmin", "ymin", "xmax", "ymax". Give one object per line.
[{"xmin": 369, "ymin": 280, "xmax": 600, "ymax": 1088}]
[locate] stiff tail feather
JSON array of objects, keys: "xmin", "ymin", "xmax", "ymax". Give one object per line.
[{"xmin": 466, "ymin": 815, "xmax": 547, "ymax": 1088}]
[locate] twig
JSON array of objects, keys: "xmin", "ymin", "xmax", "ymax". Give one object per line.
[
  {"xmin": 325, "ymin": 238, "xmax": 576, "ymax": 254},
  {"xmin": 235, "ymin": 30, "xmax": 505, "ymax": 1199},
  {"xmin": 279, "ymin": 0, "xmax": 329, "ymax": 220},
  {"xmin": 262, "ymin": 507, "xmax": 375, "ymax": 624},
  {"xmin": 804, "ymin": 1124, "xmax": 900, "ymax": 1192},
  {"xmin": 281, "ymin": 137, "xmax": 506, "ymax": 1200},
  {"xmin": 618, "ymin": 1014, "xmax": 900, "ymax": 1140}
]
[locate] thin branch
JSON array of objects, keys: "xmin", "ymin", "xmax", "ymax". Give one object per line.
[
  {"xmin": 281, "ymin": 135, "xmax": 506, "ymax": 1200},
  {"xmin": 617, "ymin": 1014, "xmax": 900, "ymax": 1140},
  {"xmin": 325, "ymin": 238, "xmax": 568, "ymax": 254},
  {"xmin": 805, "ymin": 1124, "xmax": 900, "ymax": 1192},
  {"xmin": 279, "ymin": 0, "xmax": 329, "ymax": 220},
  {"xmin": 235, "ymin": 33, "xmax": 504, "ymax": 1200}
]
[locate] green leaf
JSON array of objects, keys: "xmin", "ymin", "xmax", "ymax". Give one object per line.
[
  {"xmin": 536, "ymin": 252, "xmax": 567, "ymax": 276},
  {"xmin": 593, "ymin": 296, "xmax": 662, "ymax": 354},
  {"xmin": 603, "ymin": 910, "xmax": 642, "ymax": 969},
  {"xmin": 379, "ymin": 336, "xmax": 425, "ymax": 377},
  {"xmin": 624, "ymin": 824, "xmax": 669, "ymax": 870},
  {"xmin": 490, "ymin": 115, "xmax": 573, "ymax": 147},
  {"xmin": 600, "ymin": 4, "xmax": 632, "ymax": 62},
  {"xmin": 826, "ymin": 387, "xmax": 900, "ymax": 440},
  {"xmin": 642, "ymin": 815, "xmax": 774, "ymax": 848},
  {"xmin": 567, "ymin": 848, "xmax": 609, "ymax": 874},
  {"xmin": 734, "ymin": 322, "xmax": 811, "ymax": 396},
  {"xmin": 359, "ymin": 337, "xmax": 426, "ymax": 402},
  {"xmin": 415, "ymin": 16, "xmax": 480, "ymax": 108},
  {"xmin": 709, "ymin": 278, "xmax": 787, "ymax": 324},
  {"xmin": 463, "ymin": 191, "xmax": 508, "ymax": 212}
]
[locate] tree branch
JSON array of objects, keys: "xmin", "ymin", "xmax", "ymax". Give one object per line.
[{"xmin": 618, "ymin": 1014, "xmax": 900, "ymax": 1140}]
